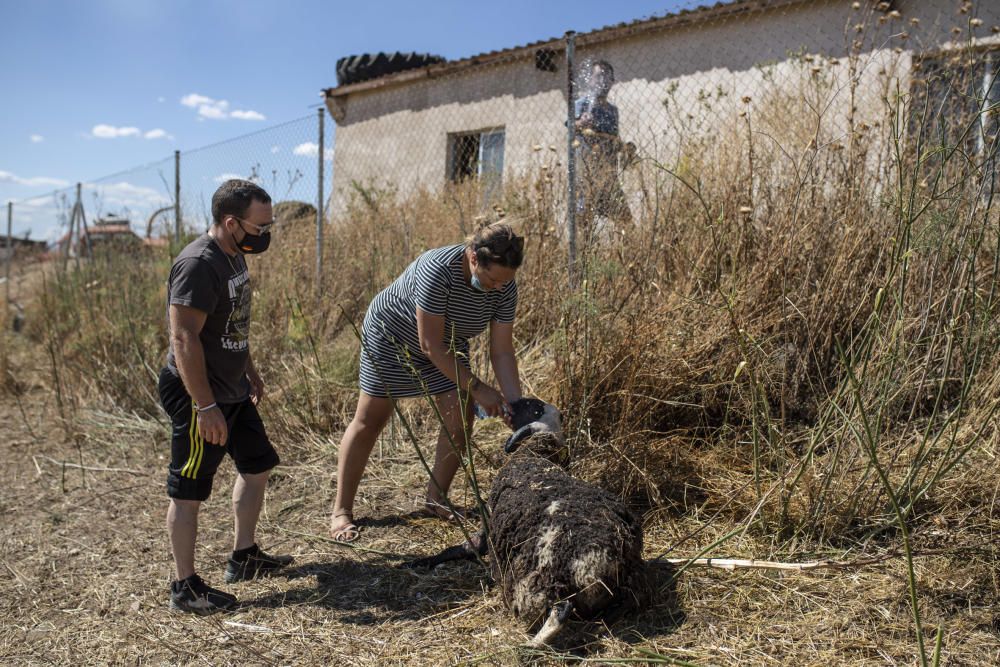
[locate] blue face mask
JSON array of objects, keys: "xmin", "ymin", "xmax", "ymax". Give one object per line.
[{"xmin": 470, "ymin": 271, "xmax": 485, "ymax": 292}]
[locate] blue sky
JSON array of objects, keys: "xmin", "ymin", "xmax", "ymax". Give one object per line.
[{"xmin": 1, "ymin": 0, "xmax": 694, "ymax": 239}]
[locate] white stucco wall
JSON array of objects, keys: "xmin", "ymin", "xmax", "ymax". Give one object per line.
[{"xmin": 327, "ymin": 0, "xmax": 1000, "ymax": 216}]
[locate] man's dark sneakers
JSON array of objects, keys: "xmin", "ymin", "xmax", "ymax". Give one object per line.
[
  {"xmin": 224, "ymin": 543, "xmax": 294, "ymax": 583},
  {"xmin": 169, "ymin": 574, "xmax": 237, "ymax": 615}
]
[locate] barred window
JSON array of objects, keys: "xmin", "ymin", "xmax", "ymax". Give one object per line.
[
  {"xmin": 911, "ymin": 48, "xmax": 1000, "ymax": 157},
  {"xmin": 447, "ymin": 128, "xmax": 505, "ymax": 183}
]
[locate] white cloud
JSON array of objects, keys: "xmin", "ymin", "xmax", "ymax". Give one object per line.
[
  {"xmin": 92, "ymin": 124, "xmax": 141, "ymax": 139},
  {"xmin": 198, "ymin": 104, "xmax": 228, "ymax": 120},
  {"xmin": 86, "ymin": 181, "xmax": 170, "ymax": 214},
  {"xmin": 0, "ymin": 170, "xmax": 69, "ymax": 188},
  {"xmin": 181, "ymin": 93, "xmax": 230, "ymax": 119},
  {"xmin": 213, "ymin": 172, "xmax": 246, "ymax": 184},
  {"xmin": 95, "ymin": 181, "xmax": 167, "ymax": 200},
  {"xmin": 181, "ymin": 92, "xmax": 263, "ymax": 121},
  {"xmin": 143, "ymin": 128, "xmax": 172, "ymax": 140},
  {"xmin": 231, "ymin": 109, "xmax": 266, "ymax": 121},
  {"xmin": 180, "ymin": 93, "xmax": 215, "ymax": 108},
  {"xmin": 270, "ymin": 145, "xmax": 281, "ymax": 154},
  {"xmin": 293, "ymin": 142, "xmax": 334, "ymax": 160},
  {"xmin": 30, "ymin": 134, "xmax": 44, "ymax": 143}
]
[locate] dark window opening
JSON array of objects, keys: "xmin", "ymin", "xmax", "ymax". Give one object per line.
[
  {"xmin": 447, "ymin": 128, "xmax": 505, "ymax": 184},
  {"xmin": 450, "ymin": 134, "xmax": 481, "ymax": 182},
  {"xmin": 536, "ymin": 48, "xmax": 558, "ymax": 72},
  {"xmin": 910, "ymin": 48, "xmax": 999, "ymax": 157}
]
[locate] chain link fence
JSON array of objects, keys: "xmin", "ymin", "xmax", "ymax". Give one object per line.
[
  {"xmin": 178, "ymin": 113, "xmax": 327, "ymax": 230},
  {"xmin": 5, "ymin": 0, "xmax": 999, "ymax": 299},
  {"xmin": 323, "ymin": 0, "xmax": 999, "ymax": 273},
  {"xmin": 3, "ymin": 111, "xmax": 332, "ymax": 300}
]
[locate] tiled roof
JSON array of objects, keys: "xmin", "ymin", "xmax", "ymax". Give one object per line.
[{"xmin": 325, "ymin": 0, "xmax": 811, "ymax": 97}]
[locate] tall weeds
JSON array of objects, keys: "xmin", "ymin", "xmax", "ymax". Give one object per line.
[{"xmin": 22, "ymin": 21, "xmax": 999, "ymax": 658}]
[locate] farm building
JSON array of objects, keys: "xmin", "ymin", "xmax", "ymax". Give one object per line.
[
  {"xmin": 53, "ymin": 215, "xmax": 144, "ymax": 256},
  {"xmin": 323, "ymin": 0, "xmax": 1000, "ymax": 217},
  {"xmin": 1, "ymin": 236, "xmax": 46, "ymax": 262}
]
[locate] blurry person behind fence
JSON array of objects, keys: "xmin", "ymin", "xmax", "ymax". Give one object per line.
[{"xmin": 573, "ymin": 59, "xmax": 635, "ymax": 237}]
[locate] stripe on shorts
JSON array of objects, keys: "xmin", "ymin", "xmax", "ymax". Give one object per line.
[{"xmin": 180, "ymin": 403, "xmax": 201, "ymax": 479}]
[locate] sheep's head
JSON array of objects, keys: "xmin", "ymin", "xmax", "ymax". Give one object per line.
[{"xmin": 504, "ymin": 398, "xmax": 566, "ymax": 463}]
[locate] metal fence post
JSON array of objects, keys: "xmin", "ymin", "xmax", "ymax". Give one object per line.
[
  {"xmin": 317, "ymin": 107, "xmax": 325, "ymax": 292},
  {"xmin": 73, "ymin": 183, "xmax": 86, "ymax": 268},
  {"xmin": 5, "ymin": 202, "xmax": 11, "ymax": 304},
  {"xmin": 78, "ymin": 182, "xmax": 92, "ymax": 259},
  {"xmin": 174, "ymin": 150, "xmax": 182, "ymax": 243},
  {"xmin": 565, "ymin": 30, "xmax": 577, "ymax": 289}
]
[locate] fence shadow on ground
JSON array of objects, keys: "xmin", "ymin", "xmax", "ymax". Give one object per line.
[{"xmin": 245, "ymin": 557, "xmax": 484, "ymax": 625}]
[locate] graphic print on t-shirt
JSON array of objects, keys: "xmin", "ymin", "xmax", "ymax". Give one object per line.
[{"xmin": 222, "ymin": 266, "xmax": 251, "ymax": 352}]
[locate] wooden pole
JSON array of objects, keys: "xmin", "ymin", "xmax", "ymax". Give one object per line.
[
  {"xmin": 72, "ymin": 183, "xmax": 84, "ymax": 268},
  {"xmin": 78, "ymin": 185, "xmax": 91, "ymax": 259},
  {"xmin": 4, "ymin": 201, "xmax": 11, "ymax": 304},
  {"xmin": 316, "ymin": 107, "xmax": 325, "ymax": 293},
  {"xmin": 174, "ymin": 150, "xmax": 182, "ymax": 243},
  {"xmin": 565, "ymin": 31, "xmax": 577, "ymax": 290}
]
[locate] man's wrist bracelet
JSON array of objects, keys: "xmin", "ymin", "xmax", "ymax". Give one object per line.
[{"xmin": 196, "ymin": 402, "xmax": 217, "ymax": 413}]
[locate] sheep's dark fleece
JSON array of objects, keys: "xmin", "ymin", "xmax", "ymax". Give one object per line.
[
  {"xmin": 410, "ymin": 398, "xmax": 654, "ymax": 643},
  {"xmin": 488, "ymin": 451, "xmax": 650, "ymax": 624}
]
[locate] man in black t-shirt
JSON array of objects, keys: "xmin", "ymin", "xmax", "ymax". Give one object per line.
[{"xmin": 158, "ymin": 179, "xmax": 292, "ymax": 614}]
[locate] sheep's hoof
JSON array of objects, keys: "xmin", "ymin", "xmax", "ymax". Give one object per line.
[{"xmin": 528, "ymin": 600, "xmax": 573, "ymax": 649}]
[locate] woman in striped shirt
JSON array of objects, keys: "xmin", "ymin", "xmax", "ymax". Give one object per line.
[{"xmin": 330, "ymin": 223, "xmax": 525, "ymax": 542}]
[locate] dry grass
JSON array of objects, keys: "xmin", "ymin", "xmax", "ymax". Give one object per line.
[
  {"xmin": 3, "ymin": 29, "xmax": 1000, "ymax": 665},
  {"xmin": 0, "ymin": 369, "xmax": 996, "ymax": 665}
]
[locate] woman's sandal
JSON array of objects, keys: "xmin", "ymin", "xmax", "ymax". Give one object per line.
[{"xmin": 331, "ymin": 511, "xmax": 361, "ymax": 543}]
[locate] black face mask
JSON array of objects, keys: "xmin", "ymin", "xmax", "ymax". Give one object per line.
[{"xmin": 235, "ymin": 221, "xmax": 271, "ymax": 254}]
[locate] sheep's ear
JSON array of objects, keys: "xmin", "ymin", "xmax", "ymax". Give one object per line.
[{"xmin": 504, "ymin": 424, "xmax": 539, "ymax": 453}]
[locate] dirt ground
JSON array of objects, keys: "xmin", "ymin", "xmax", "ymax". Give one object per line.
[
  {"xmin": 1, "ymin": 264, "xmax": 998, "ymax": 666},
  {"xmin": 1, "ymin": 368, "xmax": 998, "ymax": 666}
]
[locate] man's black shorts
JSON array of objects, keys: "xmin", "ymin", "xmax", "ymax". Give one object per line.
[{"xmin": 158, "ymin": 368, "xmax": 279, "ymax": 501}]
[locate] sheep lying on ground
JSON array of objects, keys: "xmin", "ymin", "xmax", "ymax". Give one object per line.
[{"xmin": 409, "ymin": 398, "xmax": 658, "ymax": 647}]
